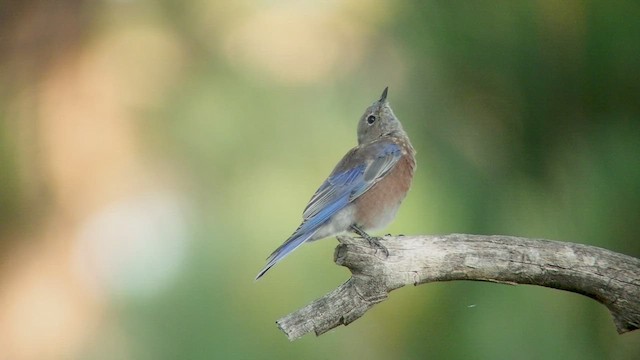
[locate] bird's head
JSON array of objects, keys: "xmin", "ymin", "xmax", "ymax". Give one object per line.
[{"xmin": 357, "ymin": 87, "xmax": 406, "ymax": 145}]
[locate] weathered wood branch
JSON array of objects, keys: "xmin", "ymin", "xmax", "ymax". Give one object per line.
[{"xmin": 276, "ymin": 234, "xmax": 640, "ymax": 340}]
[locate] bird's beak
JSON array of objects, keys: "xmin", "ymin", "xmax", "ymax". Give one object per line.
[{"xmin": 379, "ymin": 86, "xmax": 389, "ymax": 103}]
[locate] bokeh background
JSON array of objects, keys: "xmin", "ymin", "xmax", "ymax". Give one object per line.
[{"xmin": 1, "ymin": 1, "xmax": 639, "ymax": 359}]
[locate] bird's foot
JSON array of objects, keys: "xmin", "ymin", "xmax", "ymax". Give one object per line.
[
  {"xmin": 365, "ymin": 235, "xmax": 389, "ymax": 258},
  {"xmin": 350, "ymin": 225, "xmax": 389, "ymax": 258}
]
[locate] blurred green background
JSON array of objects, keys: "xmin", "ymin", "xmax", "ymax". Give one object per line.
[{"xmin": 1, "ymin": 1, "xmax": 639, "ymax": 359}]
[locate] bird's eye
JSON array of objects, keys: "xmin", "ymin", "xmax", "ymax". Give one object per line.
[{"xmin": 366, "ymin": 115, "xmax": 376, "ymax": 124}]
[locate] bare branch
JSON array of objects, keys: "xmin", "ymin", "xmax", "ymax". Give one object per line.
[{"xmin": 276, "ymin": 234, "xmax": 640, "ymax": 340}]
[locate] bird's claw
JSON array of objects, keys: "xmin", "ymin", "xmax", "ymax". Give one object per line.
[
  {"xmin": 366, "ymin": 236, "xmax": 389, "ymax": 258},
  {"xmin": 350, "ymin": 224, "xmax": 390, "ymax": 258}
]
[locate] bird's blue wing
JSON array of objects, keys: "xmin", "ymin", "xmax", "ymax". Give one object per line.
[
  {"xmin": 303, "ymin": 140, "xmax": 402, "ymax": 219},
  {"xmin": 301, "ymin": 162, "xmax": 366, "ymax": 220},
  {"xmin": 255, "ymin": 140, "xmax": 403, "ymax": 280}
]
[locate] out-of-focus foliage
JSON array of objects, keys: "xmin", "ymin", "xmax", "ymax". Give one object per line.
[{"xmin": 0, "ymin": 1, "xmax": 638, "ymax": 359}]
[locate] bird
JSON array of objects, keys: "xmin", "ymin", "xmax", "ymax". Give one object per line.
[{"xmin": 256, "ymin": 87, "xmax": 416, "ymax": 280}]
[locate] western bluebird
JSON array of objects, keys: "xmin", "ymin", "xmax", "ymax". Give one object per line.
[{"xmin": 256, "ymin": 87, "xmax": 416, "ymax": 280}]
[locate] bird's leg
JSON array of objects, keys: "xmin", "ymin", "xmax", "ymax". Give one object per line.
[{"xmin": 350, "ymin": 224, "xmax": 389, "ymax": 257}]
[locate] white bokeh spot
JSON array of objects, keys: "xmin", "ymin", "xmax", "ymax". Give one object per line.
[{"xmin": 73, "ymin": 190, "xmax": 190, "ymax": 300}]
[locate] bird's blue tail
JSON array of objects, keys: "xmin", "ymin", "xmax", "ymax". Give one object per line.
[
  {"xmin": 255, "ymin": 229, "xmax": 318, "ymax": 280},
  {"xmin": 255, "ymin": 191, "xmax": 351, "ymax": 280}
]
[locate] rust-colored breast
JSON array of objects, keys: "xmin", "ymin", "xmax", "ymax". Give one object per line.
[{"xmin": 354, "ymin": 141, "xmax": 416, "ymax": 230}]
